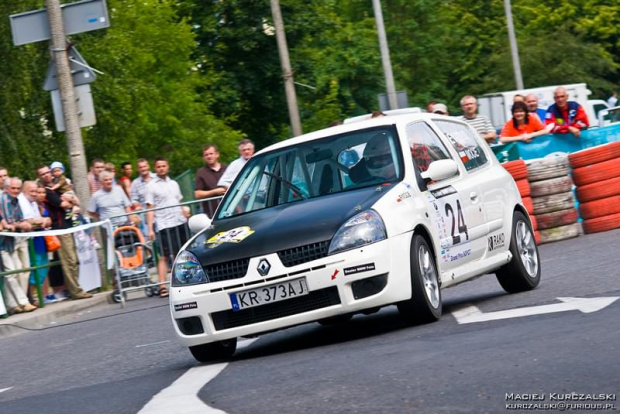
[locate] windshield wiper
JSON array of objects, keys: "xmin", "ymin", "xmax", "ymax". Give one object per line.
[{"xmin": 263, "ymin": 171, "xmax": 307, "ymax": 199}]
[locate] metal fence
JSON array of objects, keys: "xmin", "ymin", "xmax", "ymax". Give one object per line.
[{"xmin": 0, "ymin": 195, "xmax": 224, "ymax": 314}]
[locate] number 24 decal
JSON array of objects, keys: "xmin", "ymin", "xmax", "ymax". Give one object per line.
[{"xmin": 445, "ymin": 200, "xmax": 469, "ymax": 244}]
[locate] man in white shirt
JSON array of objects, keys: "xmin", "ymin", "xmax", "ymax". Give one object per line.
[
  {"xmin": 217, "ymin": 139, "xmax": 256, "ymax": 190},
  {"xmin": 145, "ymin": 157, "xmax": 189, "ymax": 297}
]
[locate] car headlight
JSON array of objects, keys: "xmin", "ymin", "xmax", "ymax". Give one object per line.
[
  {"xmin": 328, "ymin": 210, "xmax": 387, "ymax": 255},
  {"xmin": 172, "ymin": 251, "xmax": 208, "ymax": 286}
]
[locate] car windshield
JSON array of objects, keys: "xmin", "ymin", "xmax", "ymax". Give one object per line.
[{"xmin": 217, "ymin": 126, "xmax": 403, "ymax": 219}]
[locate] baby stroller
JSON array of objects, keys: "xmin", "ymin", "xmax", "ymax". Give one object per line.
[{"xmin": 112, "ymin": 225, "xmax": 156, "ymax": 303}]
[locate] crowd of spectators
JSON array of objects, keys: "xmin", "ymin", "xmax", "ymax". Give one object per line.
[{"xmin": 423, "ymin": 86, "xmax": 590, "ymax": 145}]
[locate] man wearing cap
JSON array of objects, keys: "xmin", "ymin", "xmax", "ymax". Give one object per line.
[
  {"xmin": 432, "ymin": 103, "xmax": 449, "ymax": 116},
  {"xmin": 459, "ymin": 95, "xmax": 497, "ymax": 144}
]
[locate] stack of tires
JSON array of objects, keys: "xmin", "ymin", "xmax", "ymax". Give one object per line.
[
  {"xmin": 526, "ymin": 155, "xmax": 581, "ymax": 244},
  {"xmin": 502, "ymin": 160, "xmax": 539, "ymax": 243},
  {"xmin": 569, "ymin": 142, "xmax": 620, "ymax": 234}
]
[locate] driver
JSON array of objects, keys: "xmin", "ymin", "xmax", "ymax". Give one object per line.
[{"xmin": 362, "ymin": 133, "xmax": 396, "ymax": 180}]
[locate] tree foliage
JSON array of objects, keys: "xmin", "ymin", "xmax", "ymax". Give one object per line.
[{"xmin": 0, "ymin": 0, "xmax": 618, "ymax": 180}]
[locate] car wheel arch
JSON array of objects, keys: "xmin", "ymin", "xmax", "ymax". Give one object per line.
[{"xmin": 412, "ymin": 224, "xmax": 441, "ymax": 287}]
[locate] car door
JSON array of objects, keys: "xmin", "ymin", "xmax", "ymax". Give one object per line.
[{"xmin": 405, "ymin": 121, "xmax": 485, "ymax": 272}]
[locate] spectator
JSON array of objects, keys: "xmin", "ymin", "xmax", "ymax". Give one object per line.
[
  {"xmin": 525, "ymin": 93, "xmax": 547, "ymax": 122},
  {"xmin": 0, "ymin": 177, "xmax": 37, "ymax": 313},
  {"xmin": 513, "ymin": 94, "xmax": 525, "ymax": 103},
  {"xmin": 104, "ymin": 162, "xmax": 118, "ymax": 184},
  {"xmin": 49, "ymin": 161, "xmax": 73, "ymax": 194},
  {"xmin": 370, "ymin": 111, "xmax": 385, "ymax": 118},
  {"xmin": 194, "ymin": 144, "xmax": 227, "ymax": 218},
  {"xmin": 426, "ymin": 101, "xmax": 438, "ymax": 113},
  {"xmin": 1, "ymin": 178, "xmax": 33, "ymax": 296},
  {"xmin": 432, "ymin": 103, "xmax": 449, "ymax": 115},
  {"xmin": 607, "ymin": 92, "xmax": 618, "ymax": 108},
  {"xmin": 119, "ymin": 162, "xmax": 133, "ymax": 199},
  {"xmin": 87, "ymin": 158, "xmax": 105, "ymax": 194},
  {"xmin": 217, "ymin": 139, "xmax": 256, "ymax": 191},
  {"xmin": 459, "ymin": 95, "xmax": 497, "ymax": 144},
  {"xmin": 499, "ymin": 101, "xmax": 550, "ymax": 143},
  {"xmin": 145, "ymin": 157, "xmax": 189, "ymax": 298},
  {"xmin": 545, "ymin": 87, "xmax": 589, "ymax": 138},
  {"xmin": 0, "ymin": 167, "xmax": 8, "ymax": 193},
  {"xmin": 36, "ymin": 165, "xmax": 93, "ymax": 300},
  {"xmin": 87, "ymin": 171, "xmax": 133, "ymax": 227},
  {"xmin": 130, "ymin": 158, "xmax": 156, "ymax": 210},
  {"xmin": 18, "ymin": 181, "xmax": 52, "ymax": 305}
]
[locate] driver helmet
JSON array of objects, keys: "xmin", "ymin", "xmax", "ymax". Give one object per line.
[{"xmin": 363, "ymin": 133, "xmax": 395, "ymax": 179}]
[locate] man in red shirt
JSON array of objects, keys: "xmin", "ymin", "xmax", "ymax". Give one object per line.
[{"xmin": 545, "ymin": 87, "xmax": 589, "ymax": 137}]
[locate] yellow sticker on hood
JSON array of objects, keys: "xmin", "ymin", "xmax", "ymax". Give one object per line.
[{"xmin": 206, "ymin": 226, "xmax": 255, "ymax": 246}]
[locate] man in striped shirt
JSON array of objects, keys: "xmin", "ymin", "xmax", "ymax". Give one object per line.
[{"xmin": 459, "ymin": 95, "xmax": 497, "ymax": 144}]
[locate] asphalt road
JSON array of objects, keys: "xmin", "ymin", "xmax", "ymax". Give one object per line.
[{"xmin": 1, "ymin": 229, "xmax": 619, "ymax": 414}]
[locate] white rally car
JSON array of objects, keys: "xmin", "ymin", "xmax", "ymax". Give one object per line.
[{"xmin": 170, "ymin": 113, "xmax": 540, "ymax": 362}]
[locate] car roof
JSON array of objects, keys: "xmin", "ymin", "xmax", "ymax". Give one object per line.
[{"xmin": 257, "ymin": 112, "xmax": 455, "ymax": 156}]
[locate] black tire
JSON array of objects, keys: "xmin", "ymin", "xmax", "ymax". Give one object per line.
[
  {"xmin": 189, "ymin": 338, "xmax": 238, "ymax": 363},
  {"xmin": 496, "ymin": 211, "xmax": 541, "ymax": 293},
  {"xmin": 397, "ymin": 234, "xmax": 442, "ymax": 324},
  {"xmin": 317, "ymin": 314, "xmax": 353, "ymax": 326},
  {"xmin": 111, "ymin": 290, "xmax": 125, "ymax": 304}
]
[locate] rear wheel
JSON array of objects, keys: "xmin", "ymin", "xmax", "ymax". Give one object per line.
[
  {"xmin": 496, "ymin": 211, "xmax": 541, "ymax": 293},
  {"xmin": 397, "ymin": 234, "xmax": 442, "ymax": 324},
  {"xmin": 189, "ymin": 338, "xmax": 237, "ymax": 363}
]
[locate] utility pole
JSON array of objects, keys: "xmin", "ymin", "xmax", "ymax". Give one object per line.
[
  {"xmin": 504, "ymin": 0, "xmax": 524, "ymax": 90},
  {"xmin": 270, "ymin": 0, "xmax": 302, "ymax": 137},
  {"xmin": 46, "ymin": 0, "xmax": 91, "ymax": 208},
  {"xmin": 372, "ymin": 0, "xmax": 397, "ymax": 110}
]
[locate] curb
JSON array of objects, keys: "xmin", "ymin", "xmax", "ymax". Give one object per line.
[{"xmin": 0, "ymin": 292, "xmax": 111, "ymax": 338}]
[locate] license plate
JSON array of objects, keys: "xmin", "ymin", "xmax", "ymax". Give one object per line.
[{"xmin": 230, "ymin": 277, "xmax": 309, "ymax": 311}]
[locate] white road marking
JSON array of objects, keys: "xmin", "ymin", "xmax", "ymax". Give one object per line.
[
  {"xmin": 452, "ymin": 296, "xmax": 619, "ymax": 324},
  {"xmin": 135, "ymin": 340, "xmax": 171, "ymax": 348},
  {"xmin": 138, "ymin": 338, "xmax": 258, "ymax": 414},
  {"xmin": 0, "ymin": 387, "xmax": 12, "ymax": 394}
]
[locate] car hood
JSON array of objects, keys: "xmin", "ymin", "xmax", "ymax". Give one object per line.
[{"xmin": 187, "ymin": 185, "xmax": 392, "ymax": 264}]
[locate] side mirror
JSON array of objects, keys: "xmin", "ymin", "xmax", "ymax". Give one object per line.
[
  {"xmin": 420, "ymin": 159, "xmax": 459, "ymax": 182},
  {"xmin": 188, "ymin": 213, "xmax": 212, "ymax": 234}
]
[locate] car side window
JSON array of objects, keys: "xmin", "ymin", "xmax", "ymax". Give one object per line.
[
  {"xmin": 406, "ymin": 122, "xmax": 452, "ymax": 173},
  {"xmin": 434, "ymin": 120, "xmax": 488, "ymax": 171}
]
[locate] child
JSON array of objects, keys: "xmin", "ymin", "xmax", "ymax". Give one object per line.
[
  {"xmin": 47, "ymin": 161, "xmax": 81, "ymax": 223},
  {"xmin": 49, "ymin": 161, "xmax": 74, "ymax": 195}
]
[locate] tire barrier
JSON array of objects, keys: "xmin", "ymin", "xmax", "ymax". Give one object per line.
[
  {"xmin": 529, "ymin": 176, "xmax": 573, "ymax": 198},
  {"xmin": 569, "ymin": 142, "xmax": 620, "ymax": 235},
  {"xmin": 582, "ymin": 212, "xmax": 620, "ymax": 234},
  {"xmin": 532, "ymin": 192, "xmax": 575, "ymax": 215},
  {"xmin": 575, "ymin": 176, "xmax": 620, "ymax": 203},
  {"xmin": 525, "ymin": 154, "xmax": 580, "ymax": 244},
  {"xmin": 516, "ymin": 179, "xmax": 531, "ymax": 197},
  {"xmin": 578, "ymin": 196, "xmax": 620, "ymax": 220},
  {"xmin": 529, "ymin": 214, "xmax": 537, "ymax": 231},
  {"xmin": 502, "ymin": 160, "xmax": 528, "ymax": 180},
  {"xmin": 571, "ymin": 157, "xmax": 620, "ymax": 187},
  {"xmin": 533, "ymin": 230, "xmax": 541, "ymax": 245},
  {"xmin": 535, "ymin": 208, "xmax": 579, "ymax": 230},
  {"xmin": 522, "ymin": 196, "xmax": 534, "ymax": 215},
  {"xmin": 538, "ymin": 223, "xmax": 581, "ymax": 244},
  {"xmin": 526, "ymin": 155, "xmax": 570, "ymax": 182},
  {"xmin": 568, "ymin": 141, "xmax": 620, "ymax": 169}
]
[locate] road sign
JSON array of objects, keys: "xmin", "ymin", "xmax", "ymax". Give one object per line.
[
  {"xmin": 44, "ymin": 46, "xmax": 97, "ymax": 91},
  {"xmin": 51, "ymin": 84, "xmax": 97, "ymax": 132},
  {"xmin": 10, "ymin": 0, "xmax": 110, "ymax": 46}
]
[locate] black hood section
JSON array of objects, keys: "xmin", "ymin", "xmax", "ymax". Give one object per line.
[{"xmin": 188, "ymin": 185, "xmax": 391, "ymax": 265}]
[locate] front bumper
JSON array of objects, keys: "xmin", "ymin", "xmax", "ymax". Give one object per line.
[{"xmin": 169, "ymin": 232, "xmax": 413, "ymax": 347}]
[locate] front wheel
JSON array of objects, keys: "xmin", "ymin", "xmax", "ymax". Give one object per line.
[
  {"xmin": 397, "ymin": 234, "xmax": 442, "ymax": 325},
  {"xmin": 189, "ymin": 338, "xmax": 237, "ymax": 363},
  {"xmin": 496, "ymin": 211, "xmax": 541, "ymax": 293}
]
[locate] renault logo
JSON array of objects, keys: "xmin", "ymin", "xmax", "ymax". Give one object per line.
[{"xmin": 257, "ymin": 259, "xmax": 271, "ymax": 276}]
